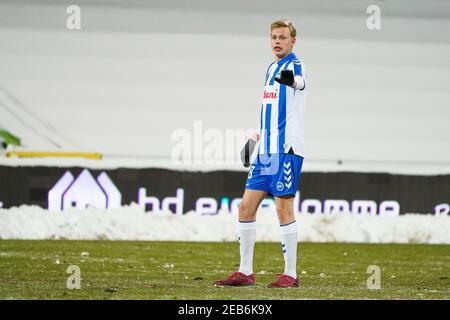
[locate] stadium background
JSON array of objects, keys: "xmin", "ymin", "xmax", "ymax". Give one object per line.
[
  {"xmin": 0, "ymin": 0, "xmax": 450, "ymax": 301},
  {"xmin": 0, "ymin": 0, "xmax": 449, "ymax": 238}
]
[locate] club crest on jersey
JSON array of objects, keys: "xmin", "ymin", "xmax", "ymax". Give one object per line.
[{"xmin": 263, "ymin": 86, "xmax": 278, "ymax": 104}]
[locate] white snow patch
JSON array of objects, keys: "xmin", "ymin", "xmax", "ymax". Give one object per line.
[{"xmin": 0, "ymin": 204, "xmax": 449, "ymax": 244}]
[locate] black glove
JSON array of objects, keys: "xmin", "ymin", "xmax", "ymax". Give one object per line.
[
  {"xmin": 274, "ymin": 70, "xmax": 294, "ymax": 87},
  {"xmin": 240, "ymin": 137, "xmax": 257, "ymax": 168}
]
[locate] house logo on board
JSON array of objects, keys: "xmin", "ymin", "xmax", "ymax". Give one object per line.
[{"xmin": 48, "ymin": 169, "xmax": 121, "ymax": 211}]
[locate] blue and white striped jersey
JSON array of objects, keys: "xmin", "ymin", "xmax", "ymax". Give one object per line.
[{"xmin": 258, "ymin": 52, "xmax": 307, "ymax": 157}]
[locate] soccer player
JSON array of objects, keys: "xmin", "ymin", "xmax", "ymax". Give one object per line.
[{"xmin": 214, "ymin": 19, "xmax": 307, "ymax": 288}]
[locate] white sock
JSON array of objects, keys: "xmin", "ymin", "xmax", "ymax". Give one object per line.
[
  {"xmin": 237, "ymin": 220, "xmax": 256, "ymax": 276},
  {"xmin": 280, "ymin": 220, "xmax": 298, "ymax": 278}
]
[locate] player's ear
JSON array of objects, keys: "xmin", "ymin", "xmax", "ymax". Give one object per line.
[{"xmin": 291, "ymin": 37, "xmax": 297, "ymax": 48}]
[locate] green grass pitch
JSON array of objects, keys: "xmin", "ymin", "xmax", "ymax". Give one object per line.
[{"xmin": 0, "ymin": 240, "xmax": 449, "ymax": 300}]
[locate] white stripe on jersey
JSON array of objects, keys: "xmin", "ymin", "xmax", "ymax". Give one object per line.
[{"xmin": 264, "ymin": 64, "xmax": 277, "ymax": 86}]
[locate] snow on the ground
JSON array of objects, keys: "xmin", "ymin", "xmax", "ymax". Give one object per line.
[{"xmin": 0, "ymin": 204, "xmax": 449, "ymax": 244}]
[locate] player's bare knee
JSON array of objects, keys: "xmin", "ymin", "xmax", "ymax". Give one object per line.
[
  {"xmin": 276, "ymin": 205, "xmax": 287, "ymax": 217},
  {"xmin": 276, "ymin": 206, "xmax": 294, "ymax": 223},
  {"xmin": 238, "ymin": 202, "xmax": 257, "ymax": 220}
]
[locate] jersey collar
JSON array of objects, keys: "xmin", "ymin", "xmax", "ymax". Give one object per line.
[{"xmin": 276, "ymin": 52, "xmax": 296, "ymax": 66}]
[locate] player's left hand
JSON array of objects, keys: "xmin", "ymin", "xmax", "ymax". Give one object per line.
[{"xmin": 275, "ymin": 70, "xmax": 295, "ymax": 87}]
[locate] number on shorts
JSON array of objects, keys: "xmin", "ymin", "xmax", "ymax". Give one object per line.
[{"xmin": 248, "ymin": 165, "xmax": 256, "ymax": 179}]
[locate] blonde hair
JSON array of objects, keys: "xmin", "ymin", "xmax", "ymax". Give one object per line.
[{"xmin": 270, "ymin": 19, "xmax": 296, "ymax": 37}]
